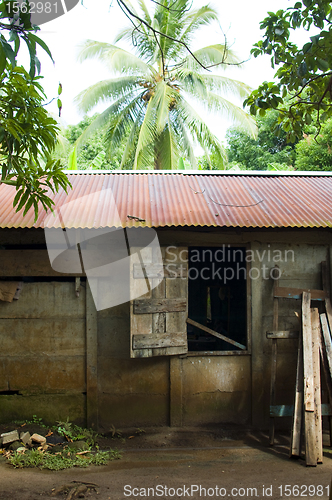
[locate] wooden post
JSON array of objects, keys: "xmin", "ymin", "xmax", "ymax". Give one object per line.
[
  {"xmin": 86, "ymin": 282, "xmax": 98, "ymax": 429},
  {"xmin": 311, "ymin": 308, "xmax": 323, "ymax": 463},
  {"xmin": 302, "ymin": 292, "xmax": 317, "ymax": 466},
  {"xmin": 269, "ymin": 266, "xmax": 279, "ymax": 446}
]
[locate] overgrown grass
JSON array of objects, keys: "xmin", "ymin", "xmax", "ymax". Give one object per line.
[{"xmin": 7, "ymin": 448, "xmax": 121, "ymax": 470}]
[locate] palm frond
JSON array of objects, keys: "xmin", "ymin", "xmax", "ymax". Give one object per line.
[
  {"xmin": 133, "ymin": 96, "xmax": 157, "ymax": 170},
  {"xmin": 74, "ymin": 77, "xmax": 141, "ymax": 114},
  {"xmin": 202, "ymin": 90, "xmax": 257, "ymax": 138},
  {"xmin": 77, "ymin": 40, "xmax": 155, "ymax": 76},
  {"xmin": 179, "ymin": 44, "xmax": 243, "ymax": 72},
  {"xmin": 177, "ymin": 70, "xmax": 252, "ymax": 101},
  {"xmin": 74, "ymin": 92, "xmax": 140, "ymax": 152},
  {"xmin": 167, "ymin": 6, "xmax": 218, "ymax": 61},
  {"xmin": 175, "ymin": 97, "xmax": 227, "ymax": 168}
]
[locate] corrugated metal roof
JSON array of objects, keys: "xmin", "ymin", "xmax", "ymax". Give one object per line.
[{"xmin": 1, "ymin": 171, "xmax": 332, "ymax": 229}]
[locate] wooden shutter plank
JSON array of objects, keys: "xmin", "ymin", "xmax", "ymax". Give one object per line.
[
  {"xmin": 130, "ymin": 246, "xmax": 153, "ymax": 358},
  {"xmin": 134, "ymin": 263, "xmax": 187, "ymax": 279},
  {"xmin": 134, "ymin": 298, "xmax": 186, "ymax": 314},
  {"xmin": 130, "ymin": 246, "xmax": 188, "ymax": 358},
  {"xmin": 133, "ymin": 332, "xmax": 187, "ymax": 349}
]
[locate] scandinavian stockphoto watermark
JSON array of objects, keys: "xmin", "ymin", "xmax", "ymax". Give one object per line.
[
  {"xmin": 164, "ymin": 245, "xmax": 295, "ymax": 283},
  {"xmin": 7, "ymin": 0, "xmax": 80, "ymax": 25}
]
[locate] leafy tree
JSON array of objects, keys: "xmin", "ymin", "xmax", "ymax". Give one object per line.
[
  {"xmin": 294, "ymin": 117, "xmax": 332, "ymax": 170},
  {"xmin": 73, "ymin": 0, "xmax": 256, "ymax": 170},
  {"xmin": 0, "ymin": 1, "xmax": 70, "ymax": 219},
  {"xmin": 65, "ymin": 115, "xmax": 128, "ymax": 170},
  {"xmin": 244, "ymin": 0, "xmax": 332, "ymax": 141},
  {"xmin": 226, "ymin": 110, "xmax": 296, "ymax": 170}
]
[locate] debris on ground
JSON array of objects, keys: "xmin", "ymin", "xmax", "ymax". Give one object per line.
[
  {"xmin": 0, "ymin": 417, "xmax": 121, "ymax": 470},
  {"xmin": 51, "ymin": 481, "xmax": 99, "ymax": 499}
]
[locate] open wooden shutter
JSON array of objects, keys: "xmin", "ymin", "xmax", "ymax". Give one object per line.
[{"xmin": 130, "ymin": 246, "xmax": 188, "ymax": 358}]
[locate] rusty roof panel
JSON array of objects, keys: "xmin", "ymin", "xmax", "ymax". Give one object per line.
[{"xmin": 1, "ymin": 172, "xmax": 332, "ymax": 229}]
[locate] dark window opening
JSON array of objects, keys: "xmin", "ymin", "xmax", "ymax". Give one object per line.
[{"xmin": 188, "ymin": 246, "xmax": 247, "ymax": 352}]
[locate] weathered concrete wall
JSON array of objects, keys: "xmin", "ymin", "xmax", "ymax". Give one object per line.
[
  {"xmin": 0, "ymin": 280, "xmax": 86, "ymax": 424},
  {"xmin": 97, "ymin": 303, "xmax": 170, "ymax": 430},
  {"xmin": 181, "ymin": 356, "xmax": 251, "ymax": 425},
  {"xmin": 0, "ymin": 228, "xmax": 332, "ymax": 430}
]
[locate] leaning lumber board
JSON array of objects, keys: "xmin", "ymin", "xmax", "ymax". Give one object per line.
[
  {"xmin": 290, "ymin": 333, "xmax": 304, "ymax": 458},
  {"xmin": 318, "ymin": 332, "xmax": 332, "ymax": 410},
  {"xmin": 274, "ymin": 286, "xmax": 326, "ymax": 301},
  {"xmin": 302, "ymin": 292, "xmax": 317, "ymax": 466},
  {"xmin": 269, "ymin": 267, "xmax": 279, "ymax": 446},
  {"xmin": 320, "ymin": 313, "xmax": 332, "ymax": 378},
  {"xmin": 321, "ymin": 260, "xmax": 332, "ymax": 444},
  {"xmin": 186, "ymin": 318, "xmax": 245, "ymax": 350},
  {"xmin": 311, "ymin": 308, "xmax": 323, "ymax": 464}
]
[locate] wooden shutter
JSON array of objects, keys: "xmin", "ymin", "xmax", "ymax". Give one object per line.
[{"xmin": 130, "ymin": 246, "xmax": 188, "ymax": 358}]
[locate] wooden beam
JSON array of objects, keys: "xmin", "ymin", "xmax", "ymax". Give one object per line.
[
  {"xmin": 134, "ymin": 298, "xmax": 186, "ymax": 314},
  {"xmin": 186, "ymin": 317, "xmax": 246, "ymax": 350},
  {"xmin": 274, "ymin": 286, "xmax": 326, "ymax": 301},
  {"xmin": 86, "ymin": 282, "xmax": 98, "ymax": 430},
  {"xmin": 266, "ymin": 330, "xmax": 299, "ymax": 339},
  {"xmin": 0, "ymin": 249, "xmax": 84, "ymax": 277},
  {"xmin": 302, "ymin": 292, "xmax": 317, "ymax": 466},
  {"xmin": 311, "ymin": 308, "xmax": 323, "ymax": 463}
]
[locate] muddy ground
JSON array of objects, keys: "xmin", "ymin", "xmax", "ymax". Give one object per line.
[{"xmin": 0, "ymin": 426, "xmax": 331, "ymax": 500}]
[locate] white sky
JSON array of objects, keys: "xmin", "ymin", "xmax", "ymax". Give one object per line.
[{"xmin": 31, "ymin": 0, "xmax": 310, "ymax": 143}]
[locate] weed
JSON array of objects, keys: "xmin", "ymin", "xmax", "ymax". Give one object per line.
[
  {"xmin": 7, "ymin": 448, "xmax": 121, "ymax": 470},
  {"xmin": 54, "ymin": 418, "xmax": 99, "ymax": 447}
]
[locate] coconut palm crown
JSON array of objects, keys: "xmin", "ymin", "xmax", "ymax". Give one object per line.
[{"xmin": 75, "ymin": 0, "xmax": 256, "ymax": 170}]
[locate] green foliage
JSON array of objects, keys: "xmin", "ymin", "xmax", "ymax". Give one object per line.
[
  {"xmin": 64, "ymin": 115, "xmax": 126, "ymax": 170},
  {"xmin": 0, "ymin": 1, "xmax": 54, "ymax": 79},
  {"xmin": 0, "ymin": 1, "xmax": 71, "ymax": 218},
  {"xmin": 226, "ymin": 110, "xmax": 296, "ymax": 170},
  {"xmin": 244, "ymin": 0, "xmax": 332, "ymax": 141},
  {"xmin": 8, "ymin": 448, "xmax": 121, "ymax": 470},
  {"xmin": 74, "ymin": 0, "xmax": 255, "ymax": 170},
  {"xmin": 0, "ymin": 66, "xmax": 70, "ymax": 220},
  {"xmin": 294, "ymin": 118, "xmax": 332, "ymax": 170}
]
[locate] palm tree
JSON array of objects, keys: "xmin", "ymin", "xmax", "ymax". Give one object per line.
[{"xmin": 74, "ymin": 0, "xmax": 256, "ymax": 170}]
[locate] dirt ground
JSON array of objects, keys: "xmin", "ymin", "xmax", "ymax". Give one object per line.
[{"xmin": 0, "ymin": 426, "xmax": 331, "ymax": 500}]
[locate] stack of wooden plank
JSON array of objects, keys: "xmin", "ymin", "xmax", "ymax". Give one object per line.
[
  {"xmin": 289, "ymin": 261, "xmax": 332, "ymax": 466},
  {"xmin": 267, "ymin": 262, "xmax": 332, "ymax": 466}
]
